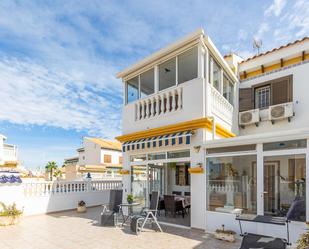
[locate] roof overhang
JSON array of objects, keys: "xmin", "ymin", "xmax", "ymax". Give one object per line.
[
  {"xmin": 116, "ymin": 117, "xmax": 235, "ymax": 143},
  {"xmin": 204, "ymin": 128, "xmax": 309, "ymax": 149},
  {"xmin": 116, "ymin": 28, "xmax": 238, "ymax": 83}
]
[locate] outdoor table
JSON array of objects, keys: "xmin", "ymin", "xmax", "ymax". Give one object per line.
[
  {"xmin": 119, "ymin": 202, "xmax": 140, "ymax": 226},
  {"xmin": 174, "ymin": 196, "xmax": 191, "ymax": 209}
]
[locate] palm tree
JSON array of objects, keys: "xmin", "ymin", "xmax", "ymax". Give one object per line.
[{"xmin": 45, "ymin": 161, "xmax": 58, "ymax": 181}]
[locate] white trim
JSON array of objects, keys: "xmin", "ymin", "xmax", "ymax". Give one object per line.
[
  {"xmin": 306, "ymin": 139, "xmax": 309, "ymax": 221},
  {"xmin": 256, "ymin": 143, "xmax": 264, "ymax": 215},
  {"xmin": 206, "ymin": 150, "xmax": 257, "ymax": 158}
]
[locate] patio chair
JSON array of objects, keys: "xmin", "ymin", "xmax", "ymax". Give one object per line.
[
  {"xmin": 100, "ymin": 189, "xmax": 123, "ymax": 226},
  {"xmin": 172, "ymin": 191, "xmax": 182, "ymax": 196},
  {"xmin": 130, "ymin": 191, "xmax": 163, "ymax": 234},
  {"xmin": 164, "ymin": 195, "xmax": 185, "ymax": 218}
]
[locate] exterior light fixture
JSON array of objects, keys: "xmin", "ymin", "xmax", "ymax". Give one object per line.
[{"xmin": 193, "ymin": 145, "xmax": 201, "ymax": 153}]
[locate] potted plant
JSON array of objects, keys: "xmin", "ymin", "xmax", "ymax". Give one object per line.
[
  {"xmin": 214, "ymin": 224, "xmax": 236, "ymax": 242},
  {"xmin": 127, "ymin": 194, "xmax": 134, "ymax": 204},
  {"xmin": 0, "ymin": 202, "xmax": 23, "ymax": 226},
  {"xmin": 77, "ymin": 201, "xmax": 86, "ymax": 213}
]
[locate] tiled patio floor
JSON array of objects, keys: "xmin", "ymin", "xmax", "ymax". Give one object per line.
[{"xmin": 0, "ymin": 206, "xmax": 241, "ymax": 249}]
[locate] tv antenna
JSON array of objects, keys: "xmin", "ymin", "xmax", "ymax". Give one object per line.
[{"xmin": 253, "ymin": 38, "xmax": 263, "ymax": 54}]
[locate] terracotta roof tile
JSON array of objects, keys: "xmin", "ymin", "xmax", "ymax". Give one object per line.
[{"xmin": 241, "ymin": 37, "xmax": 309, "ymax": 63}]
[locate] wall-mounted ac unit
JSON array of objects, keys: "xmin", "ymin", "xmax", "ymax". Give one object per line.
[
  {"xmin": 239, "ymin": 109, "xmax": 260, "ymax": 127},
  {"xmin": 269, "ymin": 102, "xmax": 294, "ymax": 124}
]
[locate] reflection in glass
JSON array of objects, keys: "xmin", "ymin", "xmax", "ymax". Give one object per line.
[
  {"xmin": 207, "ymin": 155, "xmax": 257, "ymax": 214},
  {"xmin": 140, "ymin": 69, "xmax": 154, "ymax": 98},
  {"xmin": 127, "ymin": 76, "xmax": 139, "ymax": 104},
  {"xmin": 159, "ymin": 58, "xmax": 176, "ymax": 91}
]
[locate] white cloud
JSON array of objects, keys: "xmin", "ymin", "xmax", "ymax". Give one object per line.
[
  {"xmin": 0, "ymin": 57, "xmax": 122, "ymax": 139},
  {"xmin": 264, "ymin": 0, "xmax": 287, "ymax": 17}
]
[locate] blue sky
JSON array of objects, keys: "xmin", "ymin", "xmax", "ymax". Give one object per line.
[{"xmin": 0, "ymin": 0, "xmax": 308, "ymax": 169}]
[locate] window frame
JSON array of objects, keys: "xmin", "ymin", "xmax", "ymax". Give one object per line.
[{"xmin": 254, "ymin": 85, "xmax": 271, "ymax": 109}]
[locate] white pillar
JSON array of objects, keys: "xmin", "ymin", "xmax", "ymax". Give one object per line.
[
  {"xmin": 306, "ymin": 139, "xmax": 309, "ymax": 221},
  {"xmin": 256, "ymin": 143, "xmax": 264, "ymax": 215},
  {"xmin": 198, "ymin": 39, "xmax": 204, "ymax": 79},
  {"xmin": 154, "ymin": 65, "xmax": 159, "ymax": 93},
  {"xmin": 220, "ymin": 68, "xmax": 224, "ymax": 94}
]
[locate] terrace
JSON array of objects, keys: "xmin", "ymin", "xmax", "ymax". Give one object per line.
[{"xmin": 0, "ymin": 206, "xmax": 241, "ymax": 249}]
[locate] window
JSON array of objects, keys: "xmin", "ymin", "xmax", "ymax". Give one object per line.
[
  {"xmin": 178, "ymin": 47, "xmax": 198, "ymax": 84},
  {"xmin": 213, "ymin": 60, "xmax": 221, "ymax": 92},
  {"xmin": 148, "ymin": 152, "xmax": 166, "ymax": 161},
  {"xmin": 207, "ymin": 155, "xmax": 257, "ymax": 214},
  {"xmin": 126, "ymin": 76, "xmax": 139, "ymax": 104},
  {"xmin": 262, "ymin": 154, "xmax": 306, "ymax": 221},
  {"xmin": 140, "ymin": 69, "xmax": 154, "ymax": 98},
  {"xmin": 159, "ymin": 58, "xmax": 176, "ymax": 91},
  {"xmin": 104, "ymin": 154, "xmax": 112, "ymax": 163},
  {"xmin": 223, "ymin": 75, "xmax": 234, "ymax": 105},
  {"xmin": 130, "ymin": 154, "xmax": 147, "ymax": 162},
  {"xmin": 255, "ymin": 85, "xmax": 270, "ymax": 109},
  {"xmin": 167, "ymin": 150, "xmax": 190, "ymax": 159},
  {"xmin": 175, "ymin": 163, "xmax": 190, "ymax": 186},
  {"xmin": 263, "ymin": 139, "xmax": 307, "ymax": 151},
  {"xmin": 119, "ymin": 156, "xmax": 123, "ymax": 164}
]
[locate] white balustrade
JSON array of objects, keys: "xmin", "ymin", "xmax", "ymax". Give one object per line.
[
  {"xmin": 208, "ymin": 183, "xmax": 238, "ymax": 193},
  {"xmin": 135, "ymin": 86, "xmax": 183, "ymax": 121},
  {"xmin": 210, "ymin": 85, "xmax": 233, "ymax": 124},
  {"xmin": 23, "ymin": 180, "xmax": 122, "ymax": 197}
]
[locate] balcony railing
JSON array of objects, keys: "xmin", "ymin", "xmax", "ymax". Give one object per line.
[
  {"xmin": 135, "ymin": 86, "xmax": 183, "ymax": 121},
  {"xmin": 210, "ymin": 86, "xmax": 233, "ymax": 124}
]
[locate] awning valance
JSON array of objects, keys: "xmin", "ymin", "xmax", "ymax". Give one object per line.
[{"xmin": 122, "ymin": 130, "xmax": 194, "ymax": 152}]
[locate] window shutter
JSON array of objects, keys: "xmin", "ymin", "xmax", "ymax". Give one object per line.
[
  {"xmin": 271, "ymin": 75, "xmax": 292, "ymax": 105},
  {"xmin": 239, "ymin": 88, "xmax": 253, "ymax": 112}
]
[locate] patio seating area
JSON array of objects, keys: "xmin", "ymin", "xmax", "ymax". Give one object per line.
[{"xmin": 0, "ymin": 206, "xmax": 241, "ymax": 249}]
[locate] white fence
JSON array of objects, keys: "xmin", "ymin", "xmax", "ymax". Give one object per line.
[
  {"xmin": 135, "ymin": 86, "xmax": 182, "ymax": 121},
  {"xmin": 0, "ymin": 180, "xmax": 122, "ymax": 216}
]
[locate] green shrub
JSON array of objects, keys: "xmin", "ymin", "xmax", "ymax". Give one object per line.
[{"xmin": 0, "ymin": 202, "xmax": 23, "ymax": 217}]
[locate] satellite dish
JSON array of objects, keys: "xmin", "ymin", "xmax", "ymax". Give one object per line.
[{"xmin": 253, "ymin": 38, "xmax": 262, "ymax": 54}]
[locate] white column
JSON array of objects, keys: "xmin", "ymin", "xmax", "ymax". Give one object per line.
[
  {"xmin": 154, "ymin": 65, "xmax": 159, "ymax": 93},
  {"xmin": 256, "ymin": 143, "xmax": 264, "ymax": 215},
  {"xmin": 209, "ymin": 57, "xmax": 213, "ymax": 86},
  {"xmin": 156, "ymin": 95, "xmax": 160, "ymax": 115},
  {"xmin": 151, "ymin": 98, "xmax": 155, "ymax": 117},
  {"xmin": 198, "ymin": 39, "xmax": 204, "ymax": 79},
  {"xmin": 220, "ymin": 68, "xmax": 224, "ymax": 94},
  {"xmin": 141, "ymin": 101, "xmax": 145, "ymax": 119},
  {"xmin": 123, "ymin": 80, "xmax": 127, "ymax": 105},
  {"xmin": 172, "ymin": 90, "xmax": 176, "ymax": 111},
  {"xmin": 175, "ymin": 56, "xmax": 179, "ymax": 85},
  {"xmin": 306, "ymin": 139, "xmax": 309, "ymax": 221},
  {"xmin": 145, "ymin": 100, "xmax": 149, "ymax": 118},
  {"xmin": 166, "ymin": 93, "xmax": 170, "ymax": 113}
]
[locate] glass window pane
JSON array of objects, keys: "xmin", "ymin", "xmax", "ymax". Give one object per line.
[
  {"xmin": 178, "ymin": 47, "xmax": 198, "ymax": 84},
  {"xmin": 159, "ymin": 58, "xmax": 176, "ymax": 91},
  {"xmin": 130, "ymin": 154, "xmax": 147, "ymax": 162},
  {"xmin": 255, "ymin": 86, "xmax": 270, "ymax": 109},
  {"xmin": 167, "ymin": 150, "xmax": 190, "ymax": 159},
  {"xmin": 127, "ymin": 76, "xmax": 139, "ymax": 104},
  {"xmin": 207, "ymin": 144, "xmax": 256, "ymax": 154},
  {"xmin": 140, "ymin": 69, "xmax": 154, "ymax": 98},
  {"xmin": 148, "ymin": 152, "xmax": 166, "ymax": 160},
  {"xmin": 223, "ymin": 75, "xmax": 234, "ymax": 105},
  {"xmin": 263, "ymin": 154, "xmax": 306, "ymax": 221},
  {"xmin": 207, "ymin": 155, "xmax": 257, "ymax": 214},
  {"xmin": 263, "ymin": 139, "xmax": 307, "ymax": 151},
  {"xmin": 213, "ymin": 60, "xmax": 221, "ymax": 92}
]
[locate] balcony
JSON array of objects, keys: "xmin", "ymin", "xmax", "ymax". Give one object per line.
[{"xmin": 135, "ymin": 85, "xmax": 183, "ymax": 121}]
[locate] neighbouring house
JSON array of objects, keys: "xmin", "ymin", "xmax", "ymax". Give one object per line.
[
  {"xmin": 0, "ymin": 134, "xmax": 19, "ymax": 170},
  {"xmin": 116, "ymin": 29, "xmax": 309, "ymax": 244},
  {"xmin": 64, "ymin": 137, "xmax": 123, "ymax": 180}
]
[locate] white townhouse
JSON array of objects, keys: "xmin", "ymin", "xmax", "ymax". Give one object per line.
[
  {"xmin": 116, "ymin": 29, "xmax": 309, "ymax": 244},
  {"xmin": 0, "ymin": 134, "xmax": 19, "ymax": 170},
  {"xmin": 64, "ymin": 137, "xmax": 123, "ymax": 180}
]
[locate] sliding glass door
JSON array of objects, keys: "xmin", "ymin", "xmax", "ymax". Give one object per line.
[{"xmin": 148, "ymin": 163, "xmax": 165, "ymax": 195}]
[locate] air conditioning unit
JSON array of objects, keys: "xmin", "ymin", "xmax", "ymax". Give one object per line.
[
  {"xmin": 269, "ymin": 102, "xmax": 294, "ymax": 124},
  {"xmin": 239, "ymin": 109, "xmax": 260, "ymax": 128}
]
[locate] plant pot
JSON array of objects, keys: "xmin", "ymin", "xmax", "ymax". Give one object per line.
[
  {"xmin": 0, "ymin": 215, "xmax": 21, "ymax": 226},
  {"xmin": 214, "ymin": 232, "xmax": 235, "ymax": 242},
  {"xmin": 77, "ymin": 206, "xmax": 86, "ymax": 213}
]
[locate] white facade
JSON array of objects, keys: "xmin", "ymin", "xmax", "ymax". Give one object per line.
[
  {"xmin": 0, "ymin": 134, "xmax": 18, "ymax": 168},
  {"xmin": 117, "ymin": 29, "xmax": 309, "ymax": 245}
]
